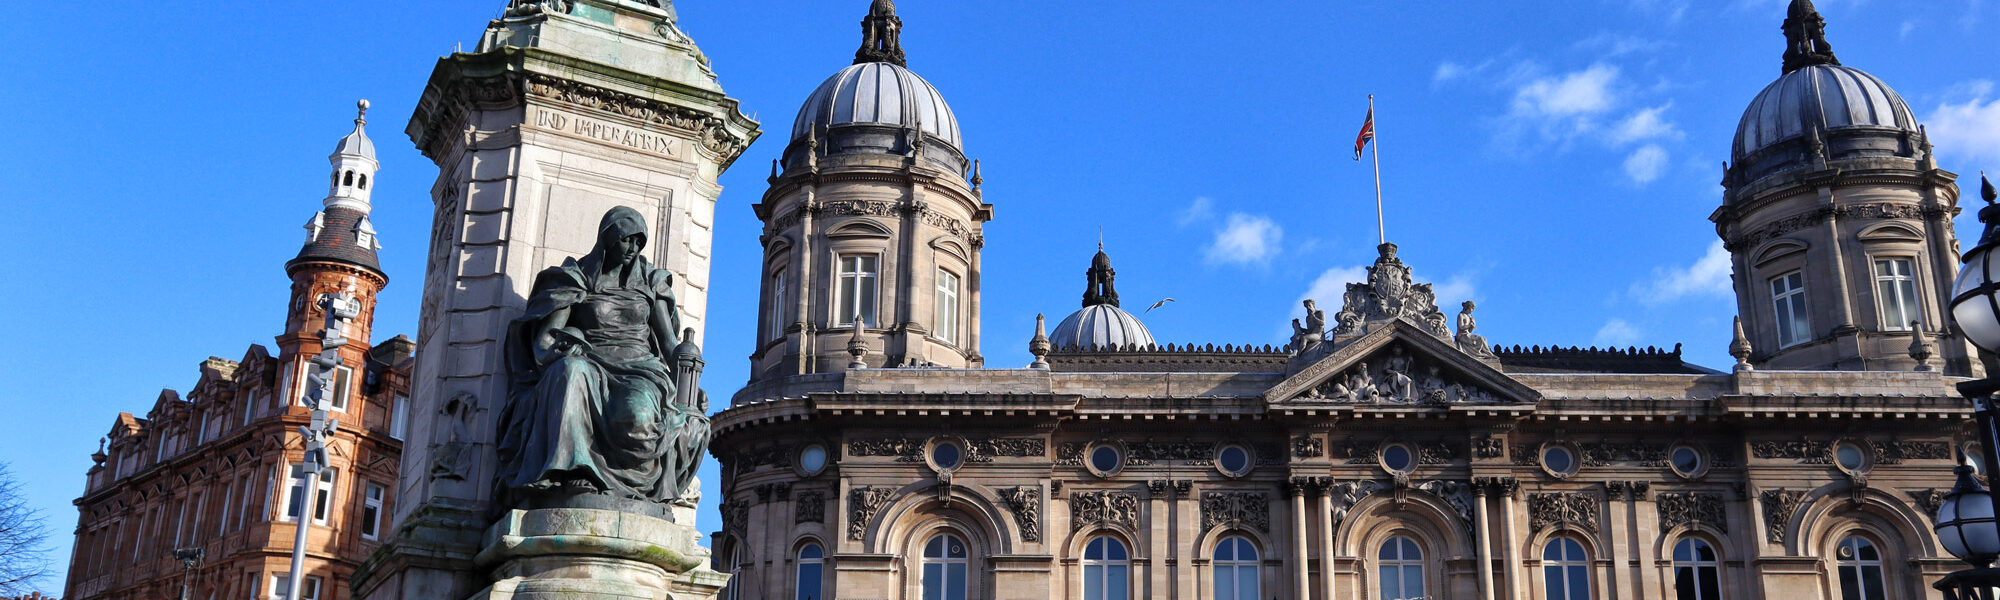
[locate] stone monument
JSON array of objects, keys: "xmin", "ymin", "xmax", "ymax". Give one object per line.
[{"xmin": 356, "ymin": 1, "xmax": 756, "ymax": 599}]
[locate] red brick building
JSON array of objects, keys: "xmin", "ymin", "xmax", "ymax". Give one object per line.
[{"xmin": 63, "ymin": 104, "xmax": 411, "ymax": 600}]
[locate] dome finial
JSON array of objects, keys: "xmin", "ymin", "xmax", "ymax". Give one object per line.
[
  {"xmin": 356, "ymin": 99, "xmax": 370, "ymax": 126},
  {"xmin": 855, "ymin": 0, "xmax": 907, "ymax": 67},
  {"xmin": 1983, "ymin": 172, "xmax": 1996, "ymax": 205},
  {"xmin": 1782, "ymin": 0, "xmax": 1840, "ymax": 74},
  {"xmin": 1084, "ymin": 241, "xmax": 1119, "ymax": 308}
]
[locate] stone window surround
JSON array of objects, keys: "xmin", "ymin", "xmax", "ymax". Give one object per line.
[
  {"xmin": 1375, "ymin": 534, "xmax": 1427, "ymax": 600},
  {"xmin": 1669, "ymin": 536, "xmax": 1725, "ymax": 600},
  {"xmin": 1769, "ymin": 269, "xmax": 1812, "ymax": 350},
  {"xmin": 1079, "ymin": 533, "xmax": 1134, "ymax": 600},
  {"xmin": 1865, "ymin": 250, "xmax": 1926, "ymax": 333},
  {"xmin": 934, "ymin": 267, "xmax": 962, "ymax": 346},
  {"xmin": 1751, "ymin": 241, "xmax": 1811, "ymax": 351},
  {"xmin": 793, "ymin": 538, "xmax": 826, "ymax": 600},
  {"xmin": 1830, "ymin": 532, "xmax": 1892, "ymax": 600},
  {"xmin": 831, "ymin": 249, "xmax": 884, "ymax": 329}
]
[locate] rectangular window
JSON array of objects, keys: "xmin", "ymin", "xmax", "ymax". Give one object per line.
[
  {"xmin": 217, "ymin": 484, "xmax": 233, "ymax": 538},
  {"xmin": 389, "ymin": 394, "xmax": 409, "ymax": 440},
  {"xmin": 1771, "ymin": 271, "xmax": 1812, "ymax": 348},
  {"xmin": 179, "ymin": 492, "xmax": 201, "ymax": 546},
  {"xmin": 361, "ymin": 483, "xmax": 385, "ymax": 540},
  {"xmin": 768, "ymin": 269, "xmax": 789, "ymax": 340},
  {"xmin": 271, "ymin": 573, "xmax": 322, "ymax": 600},
  {"xmin": 238, "ymin": 474, "xmax": 254, "ymax": 529},
  {"xmin": 279, "ymin": 464, "xmax": 306, "ymax": 522},
  {"xmin": 1874, "ymin": 258, "xmax": 1921, "ymax": 331},
  {"xmin": 281, "ymin": 366, "xmax": 297, "ymax": 408},
  {"xmin": 243, "ymin": 390, "xmax": 259, "ymax": 426},
  {"xmin": 313, "ymin": 469, "xmax": 337, "ymax": 526},
  {"xmin": 836, "ymin": 254, "xmax": 880, "ymax": 328},
  {"xmin": 935, "ymin": 269, "xmax": 961, "ymax": 345}
]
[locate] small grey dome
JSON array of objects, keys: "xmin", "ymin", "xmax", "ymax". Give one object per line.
[
  {"xmin": 333, "ymin": 100, "xmax": 376, "ymax": 159},
  {"xmin": 1050, "ymin": 305, "xmax": 1157, "ymax": 351},
  {"xmin": 792, "ymin": 62, "xmax": 962, "ymax": 151},
  {"xmin": 1733, "ymin": 64, "xmax": 1916, "ymax": 162}
]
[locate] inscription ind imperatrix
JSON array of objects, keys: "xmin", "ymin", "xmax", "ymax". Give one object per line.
[{"xmin": 532, "ymin": 106, "xmax": 682, "ymax": 158}]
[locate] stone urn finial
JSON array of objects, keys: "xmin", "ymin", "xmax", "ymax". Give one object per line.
[
  {"xmin": 1730, "ymin": 316, "xmax": 1754, "ymax": 372},
  {"xmin": 847, "ymin": 314, "xmax": 868, "ymax": 370},
  {"xmin": 1029, "ymin": 313, "xmax": 1052, "ymax": 369},
  {"xmin": 1909, "ymin": 321, "xmax": 1936, "ymax": 372}
]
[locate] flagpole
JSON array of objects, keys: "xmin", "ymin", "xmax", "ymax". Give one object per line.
[{"xmin": 1369, "ymin": 94, "xmax": 1385, "ymax": 245}]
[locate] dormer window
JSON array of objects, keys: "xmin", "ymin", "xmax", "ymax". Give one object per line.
[
  {"xmin": 304, "ymin": 212, "xmax": 326, "ymax": 244},
  {"xmin": 355, "ymin": 217, "xmax": 381, "ymax": 250}
]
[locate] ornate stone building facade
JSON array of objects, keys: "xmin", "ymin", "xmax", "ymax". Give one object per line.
[
  {"xmin": 64, "ymin": 107, "xmax": 413, "ymax": 600},
  {"xmin": 710, "ymin": 2, "xmax": 1985, "ymax": 600}
]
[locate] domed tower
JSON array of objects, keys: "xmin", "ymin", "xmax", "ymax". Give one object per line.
[
  {"xmin": 1050, "ymin": 245, "xmax": 1157, "ymax": 350},
  {"xmin": 1716, "ymin": 0, "xmax": 1975, "ymax": 375},
  {"xmin": 279, "ymin": 101, "xmax": 389, "ymax": 408},
  {"xmin": 748, "ymin": 0, "xmax": 992, "ymax": 380}
]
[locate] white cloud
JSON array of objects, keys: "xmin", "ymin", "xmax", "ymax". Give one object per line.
[
  {"xmin": 1205, "ymin": 213, "xmax": 1283, "ymax": 266},
  {"xmin": 1595, "ymin": 319, "xmax": 1644, "ymax": 347},
  {"xmin": 1926, "ymin": 80, "xmax": 2000, "ymax": 166},
  {"xmin": 1623, "ymin": 144, "xmax": 1670, "ymax": 184},
  {"xmin": 1610, "ymin": 103, "xmax": 1682, "ymax": 144},
  {"xmin": 1631, "ymin": 241, "xmax": 1734, "ymax": 304},
  {"xmin": 1178, "ymin": 197, "xmax": 1215, "ymax": 227},
  {"xmin": 1899, "ymin": 19, "xmax": 1919, "ymax": 38},
  {"xmin": 1511, "ymin": 63, "xmax": 1620, "ymax": 120},
  {"xmin": 1435, "ymin": 62, "xmax": 1468, "ymax": 84},
  {"xmin": 1298, "ymin": 267, "xmax": 1370, "ymax": 309},
  {"xmin": 1575, "ymin": 33, "xmax": 1669, "ymax": 58}
]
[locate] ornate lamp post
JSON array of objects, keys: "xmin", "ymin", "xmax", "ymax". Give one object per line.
[{"xmin": 1940, "ymin": 174, "xmax": 2000, "ymax": 600}]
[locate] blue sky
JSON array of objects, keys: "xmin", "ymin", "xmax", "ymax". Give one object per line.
[{"xmin": 2, "ymin": 0, "xmax": 1997, "ymax": 592}]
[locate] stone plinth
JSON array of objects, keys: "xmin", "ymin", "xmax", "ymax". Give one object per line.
[{"xmin": 472, "ymin": 508, "xmax": 728, "ymax": 600}]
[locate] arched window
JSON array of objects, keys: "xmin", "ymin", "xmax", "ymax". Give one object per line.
[
  {"xmin": 795, "ymin": 543, "xmax": 823, "ymax": 600},
  {"xmin": 1544, "ymin": 537, "xmax": 1592, "ymax": 600},
  {"xmin": 718, "ymin": 542, "xmax": 742, "ymax": 600},
  {"xmin": 1835, "ymin": 535, "xmax": 1887, "ymax": 600},
  {"xmin": 1378, "ymin": 536, "xmax": 1425, "ymax": 600},
  {"xmin": 1672, "ymin": 538, "xmax": 1722, "ymax": 600},
  {"xmin": 1212, "ymin": 536, "xmax": 1260, "ymax": 600},
  {"xmin": 358, "ymin": 173, "xmax": 368, "ymax": 190},
  {"xmin": 922, "ymin": 532, "xmax": 969, "ymax": 600},
  {"xmin": 343, "ymin": 171, "xmax": 354, "ymax": 186},
  {"xmin": 1083, "ymin": 535, "xmax": 1129, "ymax": 600}
]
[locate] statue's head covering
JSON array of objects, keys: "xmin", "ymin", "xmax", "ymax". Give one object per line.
[{"xmin": 599, "ymin": 206, "xmax": 649, "ymax": 247}]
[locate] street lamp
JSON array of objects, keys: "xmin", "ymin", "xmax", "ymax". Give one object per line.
[{"xmin": 1939, "ymin": 173, "xmax": 2000, "ymax": 600}]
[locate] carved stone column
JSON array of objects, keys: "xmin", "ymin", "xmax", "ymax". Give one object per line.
[
  {"xmin": 1316, "ymin": 487, "xmax": 1336, "ymax": 600},
  {"xmin": 1473, "ymin": 480, "xmax": 1495, "ymax": 600},
  {"xmin": 1289, "ymin": 479, "xmax": 1309, "ymax": 600},
  {"xmin": 1494, "ymin": 478, "xmax": 1523, "ymax": 600}
]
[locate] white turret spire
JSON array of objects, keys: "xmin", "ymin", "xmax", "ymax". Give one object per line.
[{"xmin": 325, "ymin": 100, "xmax": 379, "ymax": 214}]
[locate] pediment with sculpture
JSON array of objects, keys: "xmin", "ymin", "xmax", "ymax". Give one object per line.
[
  {"xmin": 1264, "ymin": 321, "xmax": 1539, "ymax": 406},
  {"xmin": 1266, "ymin": 242, "xmax": 1532, "ymax": 405}
]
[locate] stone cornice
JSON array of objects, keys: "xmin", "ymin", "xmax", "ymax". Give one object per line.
[{"xmin": 408, "ymin": 47, "xmax": 759, "ymax": 168}]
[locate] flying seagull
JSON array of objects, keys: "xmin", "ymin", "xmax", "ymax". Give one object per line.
[{"xmin": 1146, "ymin": 298, "xmax": 1176, "ymax": 313}]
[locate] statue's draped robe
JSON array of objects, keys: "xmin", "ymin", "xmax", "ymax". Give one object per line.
[{"xmin": 498, "ymin": 254, "xmax": 710, "ymax": 503}]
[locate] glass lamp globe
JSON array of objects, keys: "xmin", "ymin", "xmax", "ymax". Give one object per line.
[
  {"xmin": 1953, "ymin": 174, "xmax": 2000, "ymax": 354},
  {"xmin": 1937, "ymin": 465, "xmax": 2000, "ymax": 568}
]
